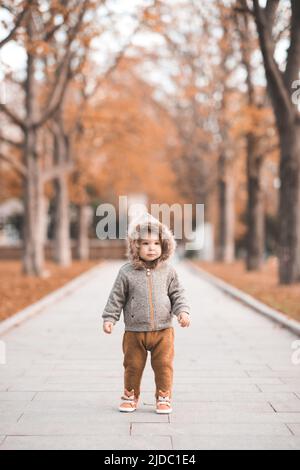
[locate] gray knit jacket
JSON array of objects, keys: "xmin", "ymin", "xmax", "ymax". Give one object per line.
[{"xmin": 102, "ymin": 215, "xmax": 191, "ymax": 332}]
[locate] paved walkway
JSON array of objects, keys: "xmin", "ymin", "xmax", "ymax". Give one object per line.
[{"xmin": 0, "ymin": 260, "xmax": 300, "ymax": 450}]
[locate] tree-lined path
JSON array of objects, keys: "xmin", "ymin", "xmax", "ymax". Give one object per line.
[{"xmin": 0, "ymin": 260, "xmax": 299, "ymax": 450}]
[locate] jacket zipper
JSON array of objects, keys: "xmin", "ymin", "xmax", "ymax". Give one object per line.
[{"xmin": 146, "ymin": 268, "xmax": 155, "ymax": 330}]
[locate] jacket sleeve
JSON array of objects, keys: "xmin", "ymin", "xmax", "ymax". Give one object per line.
[
  {"xmin": 102, "ymin": 268, "xmax": 128, "ymax": 325},
  {"xmin": 168, "ymin": 268, "xmax": 191, "ymax": 317}
]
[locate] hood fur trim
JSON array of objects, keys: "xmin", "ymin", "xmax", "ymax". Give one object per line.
[{"xmin": 126, "ymin": 213, "xmax": 177, "ymax": 270}]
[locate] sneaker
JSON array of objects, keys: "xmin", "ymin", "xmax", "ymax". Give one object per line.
[
  {"xmin": 156, "ymin": 390, "xmax": 172, "ymax": 414},
  {"xmin": 119, "ymin": 389, "xmax": 138, "ymax": 412}
]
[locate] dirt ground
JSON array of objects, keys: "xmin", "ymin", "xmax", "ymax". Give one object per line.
[
  {"xmin": 193, "ymin": 257, "xmax": 300, "ymax": 323},
  {"xmin": 0, "ymin": 260, "xmax": 100, "ymax": 321}
]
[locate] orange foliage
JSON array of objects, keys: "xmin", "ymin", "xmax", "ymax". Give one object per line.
[
  {"xmin": 65, "ymin": 57, "xmax": 181, "ymax": 207},
  {"xmin": 0, "ymin": 163, "xmax": 21, "ymax": 202}
]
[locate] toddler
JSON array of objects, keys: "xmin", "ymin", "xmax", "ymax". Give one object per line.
[{"xmin": 102, "ymin": 213, "xmax": 191, "ymax": 414}]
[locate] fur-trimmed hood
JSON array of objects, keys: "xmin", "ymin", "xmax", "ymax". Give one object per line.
[{"xmin": 126, "ymin": 213, "xmax": 177, "ymax": 270}]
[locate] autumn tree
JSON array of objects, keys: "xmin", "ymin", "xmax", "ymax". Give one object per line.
[
  {"xmin": 234, "ymin": 3, "xmax": 279, "ymax": 270},
  {"xmin": 52, "ymin": 2, "xmax": 162, "ymax": 260},
  {"xmin": 132, "ymin": 1, "xmax": 220, "ymax": 239},
  {"xmin": 0, "ymin": 0, "xmax": 96, "ymax": 275},
  {"xmin": 73, "ymin": 56, "xmax": 180, "ymax": 213},
  {"xmin": 248, "ymin": 0, "xmax": 300, "ymax": 284},
  {"xmin": 208, "ymin": 4, "xmax": 242, "ymax": 263}
]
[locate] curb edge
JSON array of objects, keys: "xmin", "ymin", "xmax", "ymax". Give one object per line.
[
  {"xmin": 185, "ymin": 259, "xmax": 300, "ymax": 337},
  {"xmin": 0, "ymin": 261, "xmax": 107, "ymax": 337}
]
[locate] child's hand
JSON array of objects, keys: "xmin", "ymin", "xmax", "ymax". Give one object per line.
[
  {"xmin": 177, "ymin": 312, "xmax": 190, "ymax": 328},
  {"xmin": 103, "ymin": 321, "xmax": 114, "ymax": 334}
]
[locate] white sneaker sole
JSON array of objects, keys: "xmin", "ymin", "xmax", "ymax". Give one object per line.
[
  {"xmin": 156, "ymin": 408, "xmax": 172, "ymax": 414},
  {"xmin": 119, "ymin": 407, "xmax": 137, "ymax": 413}
]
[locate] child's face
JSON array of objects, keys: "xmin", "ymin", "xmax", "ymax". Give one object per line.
[{"xmin": 139, "ymin": 233, "xmax": 162, "ymax": 262}]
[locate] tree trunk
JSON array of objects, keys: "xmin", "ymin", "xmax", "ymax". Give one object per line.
[
  {"xmin": 52, "ymin": 116, "xmax": 72, "ymax": 267},
  {"xmin": 53, "ymin": 174, "xmax": 72, "ymax": 266},
  {"xmin": 278, "ymin": 123, "xmax": 300, "ymax": 283},
  {"xmin": 217, "ymin": 153, "xmax": 235, "ymax": 262},
  {"xmin": 246, "ymin": 133, "xmax": 265, "ymax": 271},
  {"xmin": 76, "ymin": 204, "xmax": 92, "ymax": 260},
  {"xmin": 22, "ymin": 31, "xmax": 45, "ymax": 276},
  {"xmin": 22, "ymin": 141, "xmax": 45, "ymax": 276},
  {"xmin": 252, "ymin": 0, "xmax": 300, "ymax": 283}
]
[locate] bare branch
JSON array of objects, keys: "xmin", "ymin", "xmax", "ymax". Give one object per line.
[
  {"xmin": 43, "ymin": 8, "xmax": 72, "ymax": 42},
  {"xmin": 32, "ymin": 0, "xmax": 89, "ymax": 128},
  {"xmin": 0, "ymin": 104, "xmax": 26, "ymax": 131},
  {"xmin": 33, "ymin": 51, "xmax": 72, "ymax": 128},
  {"xmin": 83, "ymin": 23, "xmax": 141, "ymax": 102},
  {"xmin": 252, "ymin": 0, "xmax": 295, "ymax": 123},
  {"xmin": 0, "ymin": 2, "xmax": 30, "ymax": 49},
  {"xmin": 0, "ymin": 151, "xmax": 27, "ymax": 177},
  {"xmin": 234, "ymin": 5, "xmax": 255, "ymax": 17},
  {"xmin": 0, "ymin": 133, "xmax": 23, "ymax": 148},
  {"xmin": 274, "ymin": 23, "xmax": 291, "ymax": 44},
  {"xmin": 234, "ymin": 1, "xmax": 256, "ymax": 104}
]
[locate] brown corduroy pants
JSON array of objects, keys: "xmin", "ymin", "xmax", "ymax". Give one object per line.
[{"xmin": 122, "ymin": 328, "xmax": 175, "ymax": 399}]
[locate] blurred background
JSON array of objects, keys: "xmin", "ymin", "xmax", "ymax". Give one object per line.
[{"xmin": 0, "ymin": 0, "xmax": 299, "ymax": 322}]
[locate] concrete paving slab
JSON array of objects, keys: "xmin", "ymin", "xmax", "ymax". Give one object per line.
[
  {"xmin": 0, "ymin": 392, "xmax": 37, "ymax": 401},
  {"xmin": 0, "ymin": 434, "xmax": 172, "ymax": 450},
  {"xmin": 170, "ymin": 435, "xmax": 300, "ymax": 450},
  {"xmin": 287, "ymin": 424, "xmax": 300, "ymax": 436},
  {"xmin": 131, "ymin": 422, "xmax": 292, "ymax": 437}
]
